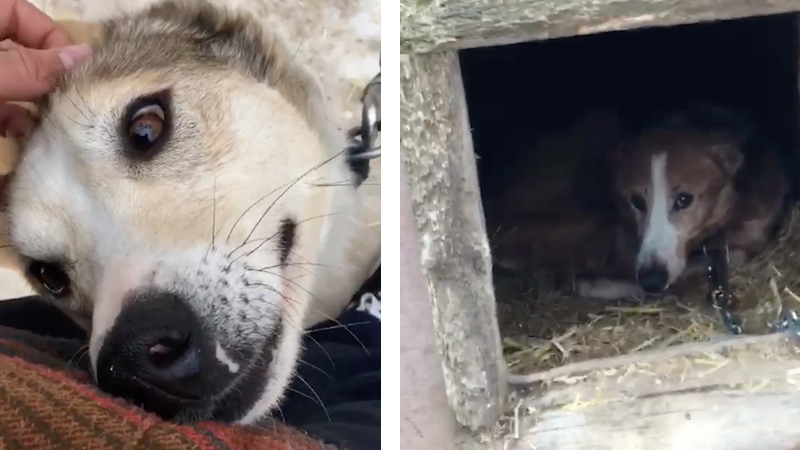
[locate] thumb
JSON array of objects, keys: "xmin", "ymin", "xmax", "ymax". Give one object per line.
[{"xmin": 0, "ymin": 44, "xmax": 93, "ymax": 101}]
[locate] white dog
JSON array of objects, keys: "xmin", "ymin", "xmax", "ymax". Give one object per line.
[{"xmin": 3, "ymin": 0, "xmax": 380, "ymax": 425}]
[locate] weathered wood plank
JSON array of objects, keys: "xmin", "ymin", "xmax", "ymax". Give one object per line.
[
  {"xmin": 401, "ymin": 51, "xmax": 507, "ymax": 430},
  {"xmin": 468, "ymin": 333, "xmax": 800, "ymax": 450},
  {"xmin": 401, "ymin": 0, "xmax": 800, "ymax": 53},
  {"xmin": 400, "ymin": 163, "xmax": 458, "ymax": 450}
]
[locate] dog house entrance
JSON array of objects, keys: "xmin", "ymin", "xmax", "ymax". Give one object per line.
[{"xmin": 461, "ymin": 13, "xmax": 800, "ymax": 374}]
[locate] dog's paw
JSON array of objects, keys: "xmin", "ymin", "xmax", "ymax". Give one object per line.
[{"xmin": 577, "ymin": 278, "xmax": 644, "ymax": 300}]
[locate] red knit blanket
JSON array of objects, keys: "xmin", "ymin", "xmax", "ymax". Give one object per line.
[{"xmin": 0, "ymin": 328, "xmax": 335, "ymax": 450}]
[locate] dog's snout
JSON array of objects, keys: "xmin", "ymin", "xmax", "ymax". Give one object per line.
[
  {"xmin": 96, "ymin": 291, "xmax": 206, "ymax": 419},
  {"xmin": 637, "ymin": 265, "xmax": 670, "ymax": 293}
]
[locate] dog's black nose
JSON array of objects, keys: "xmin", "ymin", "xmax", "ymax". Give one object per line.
[
  {"xmin": 637, "ymin": 266, "xmax": 670, "ymax": 293},
  {"xmin": 96, "ymin": 291, "xmax": 206, "ymax": 419}
]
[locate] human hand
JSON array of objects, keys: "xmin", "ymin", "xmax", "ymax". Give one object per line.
[{"xmin": 0, "ymin": 0, "xmax": 93, "ymax": 138}]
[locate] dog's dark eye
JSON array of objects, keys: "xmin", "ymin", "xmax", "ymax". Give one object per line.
[
  {"xmin": 28, "ymin": 261, "xmax": 70, "ymax": 297},
  {"xmin": 128, "ymin": 103, "xmax": 165, "ymax": 150},
  {"xmin": 630, "ymin": 194, "xmax": 647, "ymax": 212},
  {"xmin": 121, "ymin": 90, "xmax": 171, "ymax": 161},
  {"xmin": 673, "ymin": 193, "xmax": 694, "ymax": 211}
]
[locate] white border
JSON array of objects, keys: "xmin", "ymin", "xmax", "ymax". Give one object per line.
[{"xmin": 380, "ymin": 0, "xmax": 399, "ymax": 445}]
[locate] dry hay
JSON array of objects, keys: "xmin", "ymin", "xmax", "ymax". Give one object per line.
[{"xmin": 498, "ymin": 205, "xmax": 800, "ymax": 375}]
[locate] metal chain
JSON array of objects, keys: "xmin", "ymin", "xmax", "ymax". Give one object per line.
[
  {"xmin": 702, "ymin": 236, "xmax": 743, "ymax": 335},
  {"xmin": 703, "ymin": 233, "xmax": 800, "ymax": 340}
]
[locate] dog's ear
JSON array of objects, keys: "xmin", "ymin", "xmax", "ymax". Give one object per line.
[
  {"xmin": 659, "ymin": 104, "xmax": 751, "ymax": 176},
  {"xmin": 707, "ymin": 143, "xmax": 745, "ymax": 176}
]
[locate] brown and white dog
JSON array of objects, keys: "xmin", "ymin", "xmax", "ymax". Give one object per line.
[
  {"xmin": 2, "ymin": 0, "xmax": 380, "ymax": 425},
  {"xmin": 491, "ymin": 106, "xmax": 788, "ymax": 300}
]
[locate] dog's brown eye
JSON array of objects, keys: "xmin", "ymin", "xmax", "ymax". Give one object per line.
[
  {"xmin": 673, "ymin": 193, "xmax": 694, "ymax": 211},
  {"xmin": 128, "ymin": 104, "xmax": 165, "ymax": 150},
  {"xmin": 121, "ymin": 90, "xmax": 172, "ymax": 161},
  {"xmin": 28, "ymin": 261, "xmax": 70, "ymax": 297},
  {"xmin": 630, "ymin": 194, "xmax": 647, "ymax": 212}
]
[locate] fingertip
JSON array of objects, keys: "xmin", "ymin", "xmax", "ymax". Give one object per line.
[{"xmin": 58, "ymin": 44, "xmax": 93, "ymax": 70}]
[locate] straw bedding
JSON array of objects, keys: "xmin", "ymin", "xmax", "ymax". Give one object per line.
[{"xmin": 497, "ymin": 205, "xmax": 800, "ymax": 374}]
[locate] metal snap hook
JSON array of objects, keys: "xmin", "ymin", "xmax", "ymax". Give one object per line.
[{"xmin": 350, "ymin": 71, "xmax": 381, "ymax": 161}]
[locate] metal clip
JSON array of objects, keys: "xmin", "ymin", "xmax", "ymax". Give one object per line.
[
  {"xmin": 348, "ymin": 71, "xmax": 381, "ymax": 162},
  {"xmin": 345, "ymin": 59, "xmax": 381, "ymax": 187},
  {"xmin": 702, "ymin": 234, "xmax": 743, "ymax": 335}
]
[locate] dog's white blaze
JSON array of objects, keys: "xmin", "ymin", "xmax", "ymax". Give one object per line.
[
  {"xmin": 637, "ymin": 153, "xmax": 678, "ymax": 270},
  {"xmin": 215, "ymin": 341, "xmax": 240, "ymax": 374}
]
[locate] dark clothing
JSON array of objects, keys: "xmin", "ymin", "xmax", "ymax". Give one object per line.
[{"xmin": 280, "ymin": 267, "xmax": 381, "ymax": 450}]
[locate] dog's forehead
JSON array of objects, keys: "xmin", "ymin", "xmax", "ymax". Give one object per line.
[
  {"xmin": 614, "ymin": 140, "xmax": 659, "ymax": 189},
  {"xmin": 620, "ymin": 129, "xmax": 731, "ymax": 189},
  {"xmin": 42, "ymin": 2, "xmax": 276, "ymax": 112},
  {"xmin": 662, "ymin": 134, "xmax": 733, "ymax": 189}
]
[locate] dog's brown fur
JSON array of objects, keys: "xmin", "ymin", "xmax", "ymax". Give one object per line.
[{"xmin": 490, "ymin": 108, "xmax": 788, "ymax": 299}]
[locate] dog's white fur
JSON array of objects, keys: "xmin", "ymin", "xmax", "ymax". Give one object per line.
[
  {"xmin": 637, "ymin": 152, "xmax": 685, "ymax": 286},
  {"xmin": 4, "ymin": 0, "xmax": 380, "ymax": 423}
]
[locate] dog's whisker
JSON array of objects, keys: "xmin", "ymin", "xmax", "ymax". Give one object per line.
[
  {"xmin": 300, "ymin": 332, "xmax": 336, "ymax": 370},
  {"xmin": 74, "ymin": 85, "xmax": 98, "ymax": 122},
  {"xmin": 313, "ymin": 180, "xmax": 380, "ymax": 187},
  {"xmin": 61, "ymin": 93, "xmax": 92, "ymax": 127},
  {"xmin": 293, "ymin": 373, "xmax": 330, "ymax": 422},
  {"xmin": 241, "ymin": 151, "xmax": 346, "ymax": 246},
  {"xmin": 227, "ymin": 215, "xmax": 303, "ymax": 261},
  {"xmin": 303, "ymin": 309, "xmax": 369, "ymax": 356},
  {"xmin": 306, "ymin": 321, "xmax": 371, "ymax": 334},
  {"xmin": 246, "ymin": 281, "xmax": 302, "ymax": 312},
  {"xmin": 288, "ymin": 249, "xmax": 339, "ymax": 270},
  {"xmin": 224, "ymin": 150, "xmax": 341, "ymax": 247},
  {"xmin": 270, "ymin": 40, "xmax": 305, "ymax": 88},
  {"xmin": 69, "ymin": 344, "xmax": 90, "ymax": 368},
  {"xmin": 225, "ymin": 181, "xmax": 290, "ymax": 245},
  {"xmin": 296, "ymin": 358, "xmax": 333, "ymax": 379},
  {"xmin": 206, "ymin": 175, "xmax": 218, "ymax": 260},
  {"xmin": 251, "ymin": 412, "xmax": 284, "ymax": 436},
  {"xmin": 251, "ymin": 261, "xmax": 329, "ymax": 275},
  {"xmin": 250, "ymin": 264, "xmax": 370, "ymax": 354},
  {"xmin": 40, "ymin": 116, "xmax": 61, "ymax": 144},
  {"xmin": 248, "ymin": 267, "xmax": 318, "ymax": 302},
  {"xmin": 61, "ymin": 114, "xmax": 93, "ymax": 130},
  {"xmin": 275, "ymin": 405, "xmax": 286, "ymax": 424},
  {"xmin": 286, "ymin": 386, "xmax": 325, "ymax": 408},
  {"xmin": 241, "ymin": 282, "xmax": 306, "ymax": 343},
  {"xmin": 227, "ymin": 212, "xmax": 341, "ymax": 264}
]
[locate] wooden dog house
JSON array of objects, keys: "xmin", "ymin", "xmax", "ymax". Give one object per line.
[{"xmin": 400, "ymin": 1, "xmax": 800, "ymax": 449}]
